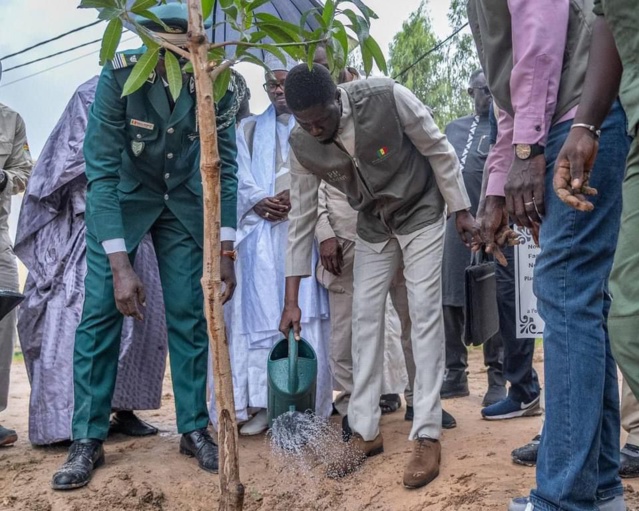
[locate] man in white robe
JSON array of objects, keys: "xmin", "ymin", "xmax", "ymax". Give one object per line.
[{"xmin": 214, "ymin": 57, "xmax": 331, "ymax": 435}]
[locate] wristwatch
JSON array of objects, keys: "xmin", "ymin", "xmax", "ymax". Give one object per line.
[{"xmin": 514, "ymin": 143, "xmax": 544, "ymax": 160}]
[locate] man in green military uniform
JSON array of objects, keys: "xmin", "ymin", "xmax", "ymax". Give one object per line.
[{"xmin": 51, "ymin": 3, "xmax": 239, "ymax": 490}]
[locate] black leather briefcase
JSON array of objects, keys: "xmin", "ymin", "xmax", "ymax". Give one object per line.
[{"xmin": 463, "ymin": 250, "xmax": 499, "ymax": 347}]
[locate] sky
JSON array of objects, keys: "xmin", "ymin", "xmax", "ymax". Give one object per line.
[{"xmin": 0, "ymin": 0, "xmax": 459, "ymax": 242}]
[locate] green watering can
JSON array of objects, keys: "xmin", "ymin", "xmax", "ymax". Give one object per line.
[{"xmin": 267, "ymin": 331, "xmax": 317, "ymax": 428}]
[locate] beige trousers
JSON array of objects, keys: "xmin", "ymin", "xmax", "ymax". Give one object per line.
[
  {"xmin": 318, "ymin": 240, "xmax": 415, "ymax": 415},
  {"xmin": 348, "ymin": 219, "xmax": 445, "ymax": 441},
  {"xmin": 622, "ymin": 379, "xmax": 639, "ymax": 446}
]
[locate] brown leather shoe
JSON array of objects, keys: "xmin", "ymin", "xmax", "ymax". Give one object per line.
[
  {"xmin": 403, "ymin": 438, "xmax": 441, "ymax": 489},
  {"xmin": 326, "ymin": 433, "xmax": 383, "ymax": 479}
]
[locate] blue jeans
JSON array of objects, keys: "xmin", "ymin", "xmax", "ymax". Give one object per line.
[{"xmin": 530, "ymin": 101, "xmax": 629, "ymax": 511}]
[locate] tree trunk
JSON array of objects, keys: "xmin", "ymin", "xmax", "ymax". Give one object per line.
[{"xmin": 186, "ymin": 2, "xmax": 244, "ymax": 510}]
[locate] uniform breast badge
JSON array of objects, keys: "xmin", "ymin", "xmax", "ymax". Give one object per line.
[{"xmin": 131, "ymin": 140, "xmax": 145, "ymax": 156}]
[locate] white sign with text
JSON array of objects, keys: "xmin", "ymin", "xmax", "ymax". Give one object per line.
[{"xmin": 514, "ymin": 227, "xmax": 545, "ymax": 338}]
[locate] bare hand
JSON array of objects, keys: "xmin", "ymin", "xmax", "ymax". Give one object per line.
[
  {"xmin": 454, "ymin": 210, "xmax": 481, "ymax": 249},
  {"xmin": 253, "ymin": 196, "xmax": 288, "ymax": 221},
  {"xmin": 320, "ymin": 237, "xmax": 344, "ymax": 276},
  {"xmin": 275, "ymin": 189, "xmax": 291, "ymax": 210},
  {"xmin": 504, "ymin": 154, "xmax": 546, "ymax": 228},
  {"xmin": 113, "ymin": 265, "xmax": 146, "ymax": 321},
  {"xmin": 553, "ymin": 127, "xmax": 599, "ymax": 212},
  {"xmin": 279, "ymin": 305, "xmax": 302, "ymax": 340},
  {"xmin": 479, "ymin": 195, "xmax": 519, "ymax": 266},
  {"xmin": 220, "ymin": 252, "xmax": 236, "ymax": 304}
]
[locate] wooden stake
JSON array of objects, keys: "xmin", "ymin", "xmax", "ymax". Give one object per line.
[{"xmin": 186, "ymin": 2, "xmax": 244, "ymax": 510}]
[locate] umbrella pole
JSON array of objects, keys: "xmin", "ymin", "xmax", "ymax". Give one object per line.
[{"xmin": 187, "ymin": 2, "xmax": 244, "ymax": 510}]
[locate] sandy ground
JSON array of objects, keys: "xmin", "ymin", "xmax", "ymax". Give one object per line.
[{"xmin": 1, "ymin": 347, "xmax": 638, "ymax": 511}]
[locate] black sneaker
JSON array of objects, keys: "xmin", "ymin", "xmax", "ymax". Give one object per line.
[
  {"xmin": 620, "ymin": 443, "xmax": 639, "ymax": 478},
  {"xmin": 51, "ymin": 439, "xmax": 104, "ymax": 490},
  {"xmin": 440, "ymin": 379, "xmax": 470, "ymax": 400},
  {"xmin": 511, "ymin": 435, "xmax": 540, "ymax": 467}
]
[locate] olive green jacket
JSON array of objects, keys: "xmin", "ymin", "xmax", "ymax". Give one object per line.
[{"xmin": 84, "ymin": 48, "xmax": 238, "ymax": 250}]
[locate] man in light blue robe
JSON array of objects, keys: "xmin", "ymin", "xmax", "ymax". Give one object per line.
[{"xmin": 211, "ymin": 57, "xmax": 331, "ymax": 435}]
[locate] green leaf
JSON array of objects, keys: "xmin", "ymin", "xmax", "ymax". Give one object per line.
[
  {"xmin": 331, "ymin": 23, "xmax": 349, "ymax": 64},
  {"xmin": 207, "ymin": 47, "xmax": 226, "ymax": 66},
  {"xmin": 213, "ymin": 67, "xmax": 232, "ymax": 102},
  {"xmin": 238, "ymin": 53, "xmax": 269, "ymax": 72},
  {"xmin": 97, "ymin": 7, "xmax": 121, "ymax": 20},
  {"xmin": 322, "ymin": 0, "xmax": 336, "ymax": 28},
  {"xmin": 99, "ymin": 17, "xmax": 123, "ymax": 66},
  {"xmin": 201, "ymin": 0, "xmax": 214, "ymax": 20},
  {"xmin": 79, "ymin": 0, "xmax": 118, "ymax": 8},
  {"xmin": 164, "ymin": 50, "xmax": 183, "ymax": 101},
  {"xmin": 245, "ymin": 0, "xmax": 271, "ymax": 12},
  {"xmin": 218, "ymin": 0, "xmax": 233, "ymax": 8},
  {"xmin": 138, "ymin": 30, "xmax": 161, "ymax": 51},
  {"xmin": 340, "ymin": 0, "xmax": 378, "ymax": 22},
  {"xmin": 122, "ymin": 47, "xmax": 160, "ymax": 97},
  {"xmin": 130, "ymin": 0, "xmax": 157, "ymax": 13},
  {"xmin": 134, "ymin": 9, "xmax": 171, "ymax": 31},
  {"xmin": 363, "ymin": 35, "xmax": 387, "ymax": 75}
]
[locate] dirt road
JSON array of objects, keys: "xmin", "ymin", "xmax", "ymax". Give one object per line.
[{"xmin": 1, "ymin": 348, "xmax": 637, "ymax": 511}]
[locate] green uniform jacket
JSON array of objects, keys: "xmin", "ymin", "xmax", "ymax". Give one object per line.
[{"xmin": 84, "ymin": 48, "xmax": 238, "ymax": 250}]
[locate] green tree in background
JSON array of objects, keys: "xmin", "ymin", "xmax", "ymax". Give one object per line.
[{"xmin": 389, "ymin": 0, "xmax": 479, "ymax": 128}]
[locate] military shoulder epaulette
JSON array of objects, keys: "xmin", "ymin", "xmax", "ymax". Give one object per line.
[{"xmin": 110, "ymin": 52, "xmax": 145, "ymax": 70}]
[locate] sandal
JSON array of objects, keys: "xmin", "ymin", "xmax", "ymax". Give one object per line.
[{"xmin": 379, "ymin": 393, "xmax": 401, "ymax": 415}]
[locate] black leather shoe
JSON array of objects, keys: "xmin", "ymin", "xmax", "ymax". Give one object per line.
[
  {"xmin": 109, "ymin": 411, "xmax": 158, "ymax": 437},
  {"xmin": 341, "ymin": 415, "xmax": 353, "ymax": 442},
  {"xmin": 403, "ymin": 406, "xmax": 456, "ymax": 429},
  {"xmin": 180, "ymin": 428, "xmax": 218, "ymax": 473},
  {"xmin": 0, "ymin": 425, "xmax": 17, "ymax": 446},
  {"xmin": 620, "ymin": 443, "xmax": 639, "ymax": 478},
  {"xmin": 442, "ymin": 409, "xmax": 457, "ymax": 429},
  {"xmin": 51, "ymin": 439, "xmax": 104, "ymax": 490},
  {"xmin": 404, "ymin": 406, "xmax": 414, "ymax": 422},
  {"xmin": 511, "ymin": 435, "xmax": 540, "ymax": 467}
]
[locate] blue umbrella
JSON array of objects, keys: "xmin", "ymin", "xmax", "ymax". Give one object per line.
[{"xmin": 210, "ymin": 0, "xmax": 324, "ymax": 46}]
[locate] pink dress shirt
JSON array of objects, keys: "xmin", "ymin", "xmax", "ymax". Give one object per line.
[{"xmin": 485, "ymin": 0, "xmax": 572, "ymax": 197}]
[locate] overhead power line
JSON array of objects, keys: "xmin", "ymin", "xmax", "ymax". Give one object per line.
[
  {"xmin": 3, "ymin": 38, "xmax": 104, "ymax": 73},
  {"xmin": 1, "ymin": 20, "xmax": 103, "ymax": 61},
  {"xmin": 3, "ymin": 30, "xmax": 132, "ymax": 74},
  {"xmin": 392, "ymin": 22, "xmax": 470, "ymax": 81},
  {"xmin": 0, "ymin": 35, "xmax": 138, "ymax": 89}
]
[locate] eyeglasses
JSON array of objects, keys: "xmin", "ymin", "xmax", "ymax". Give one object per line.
[
  {"xmin": 472, "ymin": 86, "xmax": 491, "ymax": 95},
  {"xmin": 263, "ymin": 81, "xmax": 285, "ymax": 92}
]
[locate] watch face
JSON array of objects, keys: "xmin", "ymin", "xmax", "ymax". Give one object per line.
[{"xmin": 516, "ymin": 144, "xmax": 532, "ymax": 159}]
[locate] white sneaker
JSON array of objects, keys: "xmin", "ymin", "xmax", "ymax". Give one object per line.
[
  {"xmin": 239, "ymin": 409, "xmax": 268, "ymax": 436},
  {"xmin": 507, "ymin": 497, "xmax": 533, "ymax": 511}
]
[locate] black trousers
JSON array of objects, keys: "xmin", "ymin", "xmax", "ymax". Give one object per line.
[{"xmin": 444, "ymin": 244, "xmax": 540, "ymax": 403}]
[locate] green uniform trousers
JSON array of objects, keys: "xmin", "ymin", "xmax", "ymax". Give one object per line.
[
  {"xmin": 72, "ymin": 208, "xmax": 209, "ymax": 440},
  {"xmin": 611, "ymin": 135, "xmax": 639, "ymax": 401}
]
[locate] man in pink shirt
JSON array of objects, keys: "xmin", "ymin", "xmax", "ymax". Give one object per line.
[{"xmin": 468, "ymin": 1, "xmax": 629, "ymax": 510}]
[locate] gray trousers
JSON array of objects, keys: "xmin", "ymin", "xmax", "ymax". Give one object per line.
[
  {"xmin": 0, "ymin": 247, "xmax": 20, "ymax": 413},
  {"xmin": 348, "ymin": 219, "xmax": 445, "ymax": 441},
  {"xmin": 319, "ymin": 240, "xmax": 415, "ymax": 415}
]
